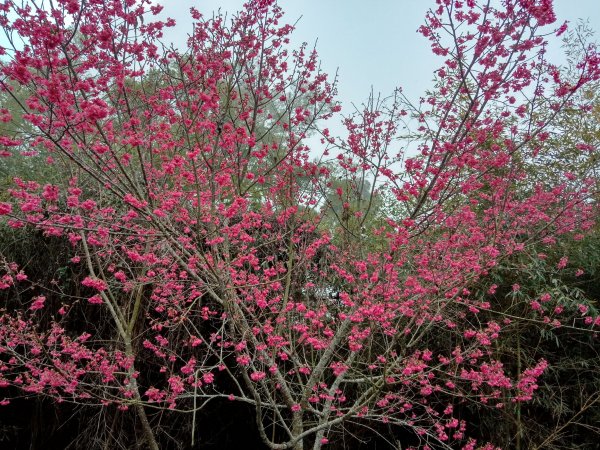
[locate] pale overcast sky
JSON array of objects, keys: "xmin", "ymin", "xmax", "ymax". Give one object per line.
[{"xmin": 159, "ymin": 1, "xmax": 600, "ymax": 111}]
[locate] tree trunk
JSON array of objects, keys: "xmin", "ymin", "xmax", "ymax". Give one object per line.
[
  {"xmin": 132, "ymin": 377, "xmax": 159, "ymax": 450},
  {"xmin": 292, "ymin": 412, "xmax": 304, "ymax": 450}
]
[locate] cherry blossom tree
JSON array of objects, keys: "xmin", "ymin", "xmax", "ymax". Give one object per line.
[{"xmin": 0, "ymin": 0, "xmax": 599, "ymax": 449}]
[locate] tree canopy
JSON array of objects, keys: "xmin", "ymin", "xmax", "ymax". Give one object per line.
[{"xmin": 0, "ymin": 1, "xmax": 599, "ymax": 449}]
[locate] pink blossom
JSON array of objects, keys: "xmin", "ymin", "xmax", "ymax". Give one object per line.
[
  {"xmin": 181, "ymin": 358, "xmax": 196, "ymax": 375},
  {"xmin": 250, "ymin": 371, "xmax": 266, "ymax": 382},
  {"xmin": 557, "ymin": 256, "xmax": 568, "ymax": 269},
  {"xmin": 81, "ymin": 276, "xmax": 107, "ymax": 291},
  {"xmin": 29, "ymin": 296, "xmax": 46, "ymax": 311},
  {"xmin": 87, "ymin": 295, "xmax": 103, "ymax": 305}
]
